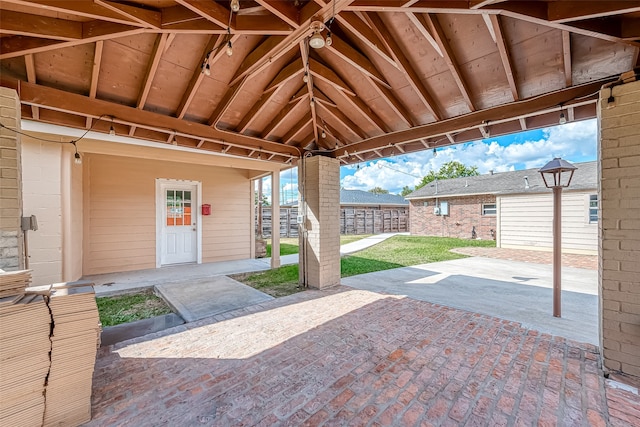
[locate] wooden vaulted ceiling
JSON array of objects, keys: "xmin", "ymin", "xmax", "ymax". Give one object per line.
[{"xmin": 1, "ymin": 1, "xmax": 639, "ymax": 165}]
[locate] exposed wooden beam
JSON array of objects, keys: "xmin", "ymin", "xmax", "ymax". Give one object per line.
[
  {"xmin": 137, "ymin": 33, "xmax": 169, "ymax": 109},
  {"xmin": 365, "ymin": 12, "xmax": 443, "ymax": 120},
  {"xmin": 308, "ymin": 58, "xmax": 356, "ymax": 96},
  {"xmin": 405, "ymin": 12, "xmax": 443, "ymax": 57},
  {"xmin": 332, "ymin": 79, "xmax": 609, "ymax": 158},
  {"xmin": 369, "ymin": 77, "xmax": 415, "ymax": 127},
  {"xmin": 207, "ymin": 76, "xmax": 249, "ymax": 127},
  {"xmin": 174, "ymin": 0, "xmax": 230, "ymax": 29},
  {"xmin": 0, "ymin": 10, "xmax": 82, "ymax": 41},
  {"xmin": 15, "ymin": 80, "xmax": 300, "ymax": 156},
  {"xmin": 300, "ymin": 41, "xmax": 320, "ymax": 144},
  {"xmin": 94, "ymin": 0, "xmax": 161, "ymax": 28},
  {"xmin": 316, "ymin": 101, "xmax": 367, "ymax": 140},
  {"xmin": 326, "ymin": 34, "xmax": 391, "ymax": 89},
  {"xmin": 255, "ymin": 0, "xmax": 300, "ymax": 28},
  {"xmin": 89, "ymin": 41, "xmax": 104, "ymax": 99},
  {"xmin": 470, "ymin": 0, "xmax": 508, "ymax": 9},
  {"xmin": 261, "ymin": 89, "xmax": 308, "ymax": 139},
  {"xmin": 239, "ymin": 80, "xmax": 304, "ymax": 134},
  {"xmin": 234, "ymin": 14, "xmax": 294, "ymax": 35},
  {"xmin": 547, "ymin": 1, "xmax": 640, "ymax": 24},
  {"xmin": 24, "ymin": 54, "xmax": 39, "ymax": 119},
  {"xmin": 176, "ymin": 35, "xmax": 220, "ymax": 119},
  {"xmin": 422, "ymin": 14, "xmax": 476, "ymax": 112},
  {"xmin": 335, "ymin": 12, "xmax": 398, "ymax": 69},
  {"xmin": 562, "ymin": 31, "xmax": 572, "ymax": 88},
  {"xmin": 0, "ymin": 0, "xmax": 147, "ymax": 27},
  {"xmin": 263, "ymin": 58, "xmax": 305, "ymax": 93},
  {"xmin": 282, "ymin": 112, "xmax": 313, "ymax": 145},
  {"xmin": 487, "ymin": 14, "xmax": 519, "ymax": 101},
  {"xmin": 519, "ymin": 117, "xmax": 527, "ymax": 130},
  {"xmin": 231, "ymin": 36, "xmax": 288, "ymax": 86}
]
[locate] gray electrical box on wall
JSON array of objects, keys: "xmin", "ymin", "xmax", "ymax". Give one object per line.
[
  {"xmin": 21, "ymin": 215, "xmax": 38, "ymax": 231},
  {"xmin": 440, "ymin": 201, "xmax": 449, "ymax": 216}
]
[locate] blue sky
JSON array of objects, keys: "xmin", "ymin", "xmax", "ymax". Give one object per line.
[{"xmin": 265, "ymin": 118, "xmax": 598, "ymax": 201}]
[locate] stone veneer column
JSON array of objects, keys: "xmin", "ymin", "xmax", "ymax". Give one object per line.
[
  {"xmin": 299, "ymin": 155, "xmax": 340, "ymax": 289},
  {"xmin": 599, "ymin": 78, "xmax": 640, "ymax": 377},
  {"xmin": 0, "ymin": 87, "xmax": 23, "ymax": 271}
]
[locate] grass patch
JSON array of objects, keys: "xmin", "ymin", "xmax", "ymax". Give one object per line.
[
  {"xmin": 96, "ymin": 289, "xmax": 173, "ymax": 327},
  {"xmin": 238, "ymin": 236, "xmax": 496, "ymax": 297},
  {"xmin": 265, "ymin": 234, "xmax": 372, "ymax": 256}
]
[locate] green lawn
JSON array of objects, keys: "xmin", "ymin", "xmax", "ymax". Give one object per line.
[
  {"xmin": 96, "ymin": 289, "xmax": 173, "ymax": 327},
  {"xmin": 238, "ymin": 235, "xmax": 495, "ymax": 297}
]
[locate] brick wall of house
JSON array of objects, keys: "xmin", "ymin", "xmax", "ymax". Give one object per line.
[
  {"xmin": 599, "ymin": 78, "xmax": 640, "ymax": 377},
  {"xmin": 410, "ymin": 195, "xmax": 497, "ymax": 240}
]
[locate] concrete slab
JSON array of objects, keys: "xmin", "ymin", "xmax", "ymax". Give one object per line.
[
  {"xmin": 155, "ymin": 276, "xmax": 274, "ymax": 322},
  {"xmin": 341, "ymin": 256, "xmax": 599, "ymax": 345},
  {"xmin": 100, "ymin": 313, "xmax": 184, "ymax": 346}
]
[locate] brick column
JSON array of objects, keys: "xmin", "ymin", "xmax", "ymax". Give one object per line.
[
  {"xmin": 599, "ymin": 78, "xmax": 640, "ymax": 377},
  {"xmin": 299, "ymin": 156, "xmax": 340, "ymax": 289},
  {"xmin": 0, "ymin": 87, "xmax": 23, "ymax": 271}
]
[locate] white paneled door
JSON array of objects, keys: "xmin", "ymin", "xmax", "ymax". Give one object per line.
[{"xmin": 160, "ymin": 183, "xmax": 198, "ymax": 265}]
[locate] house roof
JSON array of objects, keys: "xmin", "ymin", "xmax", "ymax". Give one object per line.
[
  {"xmin": 405, "ymin": 161, "xmax": 597, "ymax": 200},
  {"xmin": 340, "ymin": 189, "xmax": 408, "ymax": 206},
  {"xmin": 0, "ymin": 2, "xmax": 637, "ymax": 167}
]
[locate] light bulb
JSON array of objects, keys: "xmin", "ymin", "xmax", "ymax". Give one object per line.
[
  {"xmin": 226, "ymin": 41, "xmax": 233, "ymax": 57},
  {"xmin": 321, "ymin": 130, "xmax": 326, "ymax": 138},
  {"xmin": 433, "ymin": 148, "xmax": 437, "ymax": 157},
  {"xmin": 559, "ymin": 111, "xmax": 567, "ymax": 125},
  {"xmin": 303, "ymin": 72, "xmax": 308, "ymax": 83},
  {"xmin": 230, "ymin": 0, "xmax": 240, "ymax": 12},
  {"xmin": 204, "ymin": 63, "xmax": 211, "ymax": 76},
  {"xmin": 325, "ymin": 32, "xmax": 332, "ymax": 46},
  {"xmin": 109, "ymin": 124, "xmax": 115, "ymax": 135},
  {"xmin": 310, "ymin": 97, "xmax": 315, "ymax": 106},
  {"xmin": 309, "ymin": 32, "xmax": 325, "ymax": 49},
  {"xmin": 74, "ymin": 152, "xmax": 82, "ymax": 165}
]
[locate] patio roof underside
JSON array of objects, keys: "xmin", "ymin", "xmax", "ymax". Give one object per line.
[{"xmin": 1, "ymin": 0, "xmax": 639, "ymax": 165}]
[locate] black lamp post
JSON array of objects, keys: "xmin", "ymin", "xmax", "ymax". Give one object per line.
[{"xmin": 539, "ymin": 158, "xmax": 577, "ymax": 318}]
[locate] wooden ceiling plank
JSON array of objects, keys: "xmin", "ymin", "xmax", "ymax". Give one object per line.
[
  {"xmin": 261, "ymin": 92, "xmax": 307, "ymax": 139},
  {"xmin": 264, "ymin": 58, "xmax": 305, "ymax": 93},
  {"xmin": 343, "ymin": 92, "xmax": 390, "ymax": 132},
  {"xmin": 365, "ymin": 12, "xmax": 442, "ymax": 120},
  {"xmin": 174, "ymin": 0, "xmax": 231, "ymax": 29},
  {"xmin": 421, "ymin": 13, "xmax": 475, "ymax": 112},
  {"xmin": 369, "ymin": 77, "xmax": 415, "ymax": 127},
  {"xmin": 0, "ymin": 10, "xmax": 82, "ymax": 41},
  {"xmin": 405, "ymin": 12, "xmax": 443, "ymax": 57},
  {"xmin": 283, "ymin": 112, "xmax": 313, "ymax": 145},
  {"xmin": 335, "ymin": 12, "xmax": 398, "ymax": 69},
  {"xmin": 238, "ymin": 82, "xmax": 292, "ymax": 134},
  {"xmin": 316, "ymin": 101, "xmax": 367, "ymax": 140},
  {"xmin": 332, "ymin": 78, "xmax": 608, "ymax": 157},
  {"xmin": 562, "ymin": 31, "xmax": 572, "ymax": 88},
  {"xmin": 488, "ymin": 14, "xmax": 519, "ymax": 101},
  {"xmin": 176, "ymin": 35, "xmax": 219, "ymax": 119},
  {"xmin": 547, "ymin": 1, "xmax": 640, "ymax": 24},
  {"xmin": 207, "ymin": 76, "xmax": 249, "ymax": 127},
  {"xmin": 0, "ymin": 0, "xmax": 147, "ymax": 27},
  {"xmin": 255, "ymin": 0, "xmax": 300, "ymax": 28},
  {"xmin": 326, "ymin": 34, "xmax": 391, "ymax": 89},
  {"xmin": 94, "ymin": 0, "xmax": 162, "ymax": 29},
  {"xmin": 137, "ymin": 33, "xmax": 169, "ymax": 110},
  {"xmin": 308, "ymin": 58, "xmax": 356, "ymax": 96},
  {"xmin": 233, "ymin": 15, "xmax": 294, "ymax": 35},
  {"xmin": 470, "ymin": 0, "xmax": 508, "ymax": 9},
  {"xmin": 231, "ymin": 36, "xmax": 288, "ymax": 86},
  {"xmin": 16, "ymin": 80, "xmax": 300, "ymax": 156},
  {"xmin": 89, "ymin": 40, "xmax": 104, "ymax": 99},
  {"xmin": 482, "ymin": 14, "xmax": 496, "ymax": 43}
]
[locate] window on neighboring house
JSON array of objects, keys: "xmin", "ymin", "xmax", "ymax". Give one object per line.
[
  {"xmin": 589, "ymin": 194, "xmax": 598, "ymax": 223},
  {"xmin": 482, "ymin": 203, "xmax": 496, "ymax": 216}
]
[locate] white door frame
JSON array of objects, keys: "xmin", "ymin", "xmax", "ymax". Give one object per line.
[{"xmin": 156, "ymin": 178, "xmax": 203, "ymax": 268}]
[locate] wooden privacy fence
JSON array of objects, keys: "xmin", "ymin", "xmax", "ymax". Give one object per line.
[{"xmin": 258, "ymin": 207, "xmax": 409, "ymax": 237}]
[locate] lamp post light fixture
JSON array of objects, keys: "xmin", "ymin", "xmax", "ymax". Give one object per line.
[{"xmin": 538, "ymin": 157, "xmax": 577, "ymax": 318}]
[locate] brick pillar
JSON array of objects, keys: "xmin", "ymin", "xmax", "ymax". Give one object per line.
[
  {"xmin": 299, "ymin": 156, "xmax": 340, "ymax": 289},
  {"xmin": 599, "ymin": 78, "xmax": 640, "ymax": 377},
  {"xmin": 0, "ymin": 87, "xmax": 23, "ymax": 271}
]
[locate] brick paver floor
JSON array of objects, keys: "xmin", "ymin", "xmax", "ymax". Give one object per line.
[
  {"xmin": 85, "ymin": 286, "xmax": 639, "ymax": 426},
  {"xmin": 452, "ymin": 247, "xmax": 597, "ymax": 270}
]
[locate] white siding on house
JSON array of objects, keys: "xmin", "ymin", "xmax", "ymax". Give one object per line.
[{"xmin": 498, "ymin": 191, "xmax": 597, "ymax": 254}]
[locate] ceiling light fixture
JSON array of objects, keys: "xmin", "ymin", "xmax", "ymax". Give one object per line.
[
  {"xmin": 204, "ymin": 63, "xmax": 211, "ymax": 76},
  {"xmin": 72, "ymin": 142, "xmax": 82, "ymax": 165},
  {"xmin": 226, "ymin": 40, "xmax": 233, "ymax": 56},
  {"xmin": 109, "ymin": 116, "xmax": 115, "ymax": 135},
  {"xmin": 558, "ymin": 111, "xmax": 567, "ymax": 125},
  {"xmin": 321, "ymin": 129, "xmax": 326, "ymax": 138},
  {"xmin": 309, "ymin": 21, "xmax": 326, "ymax": 49},
  {"xmin": 433, "ymin": 148, "xmax": 437, "ymax": 157},
  {"xmin": 480, "ymin": 121, "xmax": 490, "ymax": 139},
  {"xmin": 303, "ymin": 72, "xmax": 309, "ymax": 83},
  {"xmin": 230, "ymin": 0, "xmax": 240, "ymax": 13}
]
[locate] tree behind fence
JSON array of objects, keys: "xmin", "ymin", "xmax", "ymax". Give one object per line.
[{"xmin": 258, "ymin": 207, "xmax": 409, "ymax": 237}]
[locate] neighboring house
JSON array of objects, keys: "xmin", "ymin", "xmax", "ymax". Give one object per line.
[
  {"xmin": 19, "ymin": 122, "xmax": 284, "ymax": 286},
  {"xmin": 405, "ymin": 161, "xmax": 597, "ymax": 254}
]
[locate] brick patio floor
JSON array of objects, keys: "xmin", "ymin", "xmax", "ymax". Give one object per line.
[
  {"xmin": 86, "ymin": 286, "xmax": 639, "ymax": 426},
  {"xmin": 452, "ymin": 247, "xmax": 597, "ymax": 270}
]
